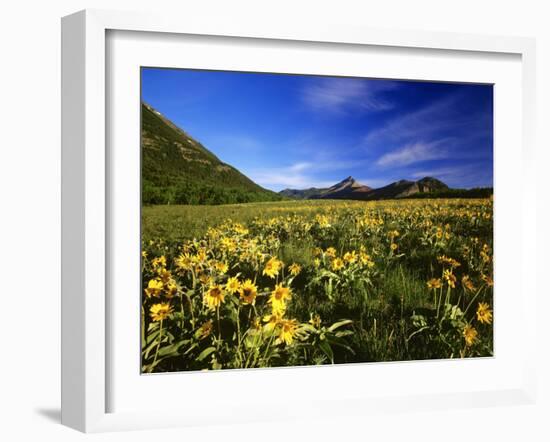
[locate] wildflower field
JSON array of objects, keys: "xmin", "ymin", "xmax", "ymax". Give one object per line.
[{"xmin": 141, "ymin": 198, "xmax": 493, "ymax": 373}]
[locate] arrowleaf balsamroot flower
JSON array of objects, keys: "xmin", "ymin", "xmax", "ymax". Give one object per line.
[
  {"xmin": 277, "ymin": 319, "xmax": 299, "ymax": 345},
  {"xmin": 343, "ymin": 251, "xmax": 357, "ymax": 264},
  {"xmin": 204, "ymin": 285, "xmax": 225, "ymax": 310},
  {"xmin": 427, "ymin": 278, "xmax": 442, "ymax": 290},
  {"xmin": 289, "ymin": 263, "xmax": 302, "ymax": 276},
  {"xmin": 462, "ymin": 275, "xmax": 475, "ymax": 292},
  {"xmin": 145, "ymin": 278, "xmax": 163, "ymax": 298},
  {"xmin": 331, "ymin": 257, "xmax": 344, "ymax": 271},
  {"xmin": 263, "ymin": 257, "xmax": 282, "ymax": 279},
  {"xmin": 225, "ymin": 276, "xmax": 240, "ymax": 294},
  {"xmin": 239, "ymin": 279, "xmax": 258, "ymax": 304},
  {"xmin": 443, "ymin": 269, "xmax": 457, "ymax": 289},
  {"xmin": 263, "ymin": 311, "xmax": 284, "ymax": 332},
  {"xmin": 149, "ymin": 303, "xmax": 173, "ymax": 322},
  {"xmin": 325, "ymin": 247, "xmax": 337, "ymax": 258},
  {"xmin": 463, "ymin": 324, "xmax": 478, "ymax": 346},
  {"xmin": 270, "ymin": 283, "xmax": 291, "ymax": 313},
  {"xmin": 476, "ymin": 302, "xmax": 493, "ymax": 324}
]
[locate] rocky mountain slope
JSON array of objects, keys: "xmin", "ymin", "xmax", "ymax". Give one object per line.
[
  {"xmin": 280, "ymin": 176, "xmax": 449, "ymax": 201},
  {"xmin": 141, "ymin": 102, "xmax": 282, "ymax": 205}
]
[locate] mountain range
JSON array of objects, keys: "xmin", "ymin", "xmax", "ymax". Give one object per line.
[
  {"xmin": 279, "ymin": 176, "xmax": 449, "ymax": 201},
  {"xmin": 142, "ymin": 102, "xmax": 486, "ymax": 205}
]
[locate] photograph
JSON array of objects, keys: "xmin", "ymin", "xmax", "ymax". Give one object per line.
[{"xmin": 140, "ymin": 68, "xmax": 494, "ymax": 373}]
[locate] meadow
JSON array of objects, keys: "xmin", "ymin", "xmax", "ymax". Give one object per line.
[{"xmin": 141, "ymin": 198, "xmax": 493, "ymax": 373}]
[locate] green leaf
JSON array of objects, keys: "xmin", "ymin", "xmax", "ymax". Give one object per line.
[
  {"xmin": 157, "ymin": 340, "xmax": 187, "ymax": 357},
  {"xmin": 196, "ymin": 346, "xmax": 216, "ymax": 361},
  {"xmin": 334, "ymin": 330, "xmax": 354, "ymax": 338},
  {"xmin": 318, "ymin": 340, "xmax": 334, "ymax": 363},
  {"xmin": 328, "ymin": 319, "xmax": 353, "ymax": 332},
  {"xmin": 145, "ymin": 329, "xmax": 161, "ymax": 345}
]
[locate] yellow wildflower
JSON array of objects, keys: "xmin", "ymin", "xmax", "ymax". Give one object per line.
[
  {"xmin": 443, "ymin": 269, "xmax": 457, "ymax": 288},
  {"xmin": 462, "ymin": 275, "xmax": 475, "ymax": 292},
  {"xmin": 239, "ymin": 279, "xmax": 258, "ymax": 304},
  {"xmin": 204, "ymin": 285, "xmax": 225, "ymax": 310},
  {"xmin": 463, "ymin": 324, "xmax": 478, "ymax": 346},
  {"xmin": 270, "ymin": 283, "xmax": 291, "ymax": 312},
  {"xmin": 437, "ymin": 255, "xmax": 461, "ymax": 268},
  {"xmin": 263, "ymin": 257, "xmax": 282, "ymax": 279},
  {"xmin": 196, "ymin": 320, "xmax": 213, "ymax": 340},
  {"xmin": 263, "ymin": 311, "xmax": 284, "ymax": 332},
  {"xmin": 289, "ymin": 263, "xmax": 302, "ymax": 276},
  {"xmin": 427, "ymin": 278, "xmax": 442, "ymax": 290},
  {"xmin": 157, "ymin": 267, "xmax": 172, "ymax": 283},
  {"xmin": 152, "ymin": 255, "xmax": 167, "ymax": 270},
  {"xmin": 175, "ymin": 253, "xmax": 193, "ymax": 271},
  {"xmin": 343, "ymin": 251, "xmax": 357, "ymax": 264},
  {"xmin": 277, "ymin": 319, "xmax": 299, "ymax": 345},
  {"xmin": 199, "ymin": 273, "xmax": 213, "ymax": 287},
  {"xmin": 481, "ymin": 273, "xmax": 494, "ymax": 287},
  {"xmin": 476, "ymin": 302, "xmax": 493, "ymax": 324},
  {"xmin": 165, "ymin": 279, "xmax": 178, "ymax": 298},
  {"xmin": 331, "ymin": 258, "xmax": 344, "ymax": 271},
  {"xmin": 149, "ymin": 303, "xmax": 173, "ymax": 322},
  {"xmin": 225, "ymin": 276, "xmax": 240, "ymax": 294},
  {"xmin": 144, "ymin": 278, "xmax": 163, "ymax": 298},
  {"xmin": 214, "ymin": 261, "xmax": 229, "ymax": 274}
]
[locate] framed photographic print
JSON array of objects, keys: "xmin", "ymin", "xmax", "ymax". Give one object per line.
[
  {"xmin": 61, "ymin": 9, "xmax": 537, "ymax": 432},
  {"xmin": 139, "ymin": 68, "xmax": 495, "ymax": 374}
]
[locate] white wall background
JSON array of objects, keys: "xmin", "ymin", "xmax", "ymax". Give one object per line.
[{"xmin": 0, "ymin": 0, "xmax": 548, "ymax": 440}]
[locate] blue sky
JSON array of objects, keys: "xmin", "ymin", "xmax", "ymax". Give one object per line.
[{"xmin": 142, "ymin": 68, "xmax": 493, "ymax": 191}]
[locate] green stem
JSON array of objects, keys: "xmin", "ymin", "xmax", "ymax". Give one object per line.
[
  {"xmin": 152, "ymin": 319, "xmax": 163, "ymax": 370},
  {"xmin": 216, "ymin": 306, "xmax": 221, "ymax": 341},
  {"xmin": 464, "ymin": 286, "xmax": 484, "ymax": 317},
  {"xmin": 141, "ymin": 306, "xmax": 146, "ymax": 347},
  {"xmin": 262, "ymin": 330, "xmax": 277, "ymax": 366},
  {"xmin": 186, "ymin": 293, "xmax": 195, "ymax": 324},
  {"xmin": 180, "ymin": 294, "xmax": 185, "ymax": 332},
  {"xmin": 236, "ymin": 304, "xmax": 242, "ymax": 364}
]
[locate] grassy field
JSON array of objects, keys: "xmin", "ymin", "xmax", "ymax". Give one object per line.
[{"xmin": 141, "ymin": 198, "xmax": 493, "ymax": 373}]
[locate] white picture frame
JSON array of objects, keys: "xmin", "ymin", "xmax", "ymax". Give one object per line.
[{"xmin": 61, "ymin": 9, "xmax": 537, "ymax": 433}]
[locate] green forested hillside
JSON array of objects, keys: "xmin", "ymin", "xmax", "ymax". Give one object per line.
[{"xmin": 141, "ymin": 103, "xmax": 283, "ymax": 205}]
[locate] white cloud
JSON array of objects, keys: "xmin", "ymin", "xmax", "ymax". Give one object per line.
[
  {"xmin": 302, "ymin": 78, "xmax": 398, "ymax": 115},
  {"xmin": 376, "ymin": 140, "xmax": 449, "ymax": 167},
  {"xmin": 288, "ymin": 162, "xmax": 312, "ymax": 173},
  {"xmin": 248, "ymin": 161, "xmax": 342, "ymax": 190},
  {"xmin": 250, "ymin": 171, "xmax": 334, "ymax": 190}
]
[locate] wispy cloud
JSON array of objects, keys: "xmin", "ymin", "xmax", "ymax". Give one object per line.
[
  {"xmin": 249, "ymin": 169, "xmax": 334, "ymax": 190},
  {"xmin": 248, "ymin": 160, "xmax": 358, "ymax": 191},
  {"xmin": 302, "ymin": 78, "xmax": 399, "ymax": 115},
  {"xmin": 367, "ymin": 91, "xmax": 492, "ymax": 175},
  {"xmin": 365, "ymin": 94, "xmax": 462, "ymax": 146},
  {"xmin": 376, "ymin": 139, "xmax": 450, "ymax": 167}
]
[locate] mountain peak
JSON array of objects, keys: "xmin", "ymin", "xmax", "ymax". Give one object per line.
[{"xmin": 334, "ymin": 176, "xmax": 355, "ymax": 185}]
